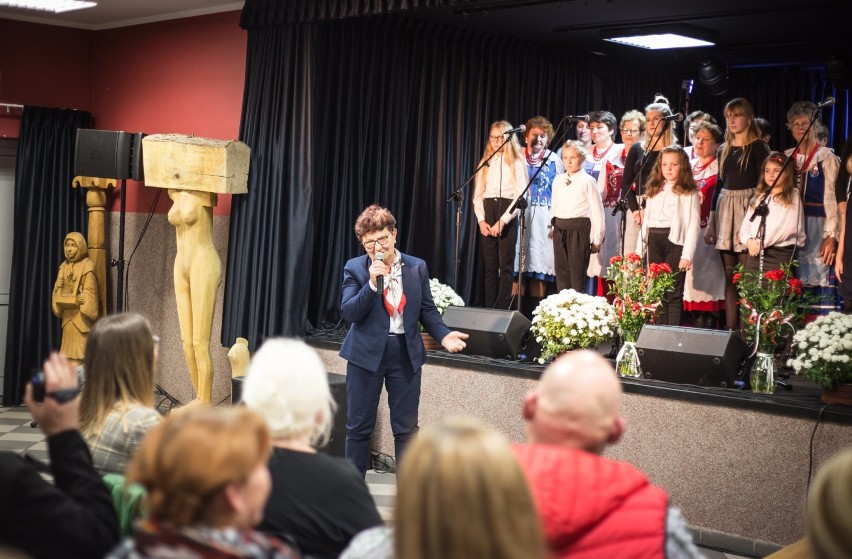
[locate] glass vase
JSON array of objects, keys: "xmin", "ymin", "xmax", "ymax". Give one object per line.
[
  {"xmin": 749, "ymin": 352, "xmax": 776, "ymax": 394},
  {"xmin": 616, "ymin": 330, "xmax": 642, "ymax": 379}
]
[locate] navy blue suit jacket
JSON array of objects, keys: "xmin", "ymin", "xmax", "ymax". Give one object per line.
[{"xmin": 339, "ymin": 252, "xmax": 451, "ymax": 373}]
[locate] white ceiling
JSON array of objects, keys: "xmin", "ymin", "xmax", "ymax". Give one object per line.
[{"xmin": 0, "ymin": 1, "xmax": 243, "ymax": 30}]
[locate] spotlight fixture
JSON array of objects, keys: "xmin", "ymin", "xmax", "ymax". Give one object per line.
[
  {"xmin": 826, "ymin": 52, "xmax": 852, "ymax": 90},
  {"xmin": 0, "ymin": 0, "xmax": 97, "ymax": 13},
  {"xmin": 601, "ymin": 24, "xmax": 717, "ymax": 50},
  {"xmin": 698, "ymin": 58, "xmax": 730, "ymax": 96}
]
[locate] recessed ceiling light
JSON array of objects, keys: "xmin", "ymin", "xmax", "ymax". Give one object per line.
[
  {"xmin": 0, "ymin": 0, "xmax": 97, "ymax": 14},
  {"xmin": 604, "ymin": 33, "xmax": 714, "ymax": 50}
]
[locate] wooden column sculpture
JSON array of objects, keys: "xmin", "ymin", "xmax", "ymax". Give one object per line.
[
  {"xmin": 142, "ymin": 134, "xmax": 250, "ymax": 404},
  {"xmin": 71, "ymin": 176, "xmax": 114, "ymax": 317}
]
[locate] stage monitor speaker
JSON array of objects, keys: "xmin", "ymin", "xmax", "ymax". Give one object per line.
[
  {"xmin": 441, "ymin": 306, "xmax": 538, "ymax": 361},
  {"xmin": 636, "ymin": 325, "xmax": 748, "ymax": 388},
  {"xmin": 320, "ymin": 373, "xmax": 347, "ymax": 458},
  {"xmin": 75, "ymin": 129, "xmax": 145, "ymax": 180}
]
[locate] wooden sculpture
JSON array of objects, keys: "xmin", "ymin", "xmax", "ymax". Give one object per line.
[
  {"xmin": 143, "ymin": 134, "xmax": 249, "ymax": 404},
  {"xmin": 227, "ymin": 337, "xmax": 250, "ymax": 378},
  {"xmin": 71, "ymin": 176, "xmax": 115, "ymax": 316},
  {"xmin": 51, "ymin": 232, "xmax": 99, "ymax": 362}
]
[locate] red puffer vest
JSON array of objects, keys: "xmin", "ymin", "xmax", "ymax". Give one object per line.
[{"xmin": 514, "ymin": 444, "xmax": 668, "ymax": 559}]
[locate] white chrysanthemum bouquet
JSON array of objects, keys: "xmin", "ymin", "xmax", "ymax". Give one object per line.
[
  {"xmin": 530, "ymin": 289, "xmax": 617, "ymax": 363},
  {"xmin": 429, "ymin": 278, "xmax": 464, "ymax": 316},
  {"xmin": 788, "ymin": 312, "xmax": 852, "ymax": 389}
]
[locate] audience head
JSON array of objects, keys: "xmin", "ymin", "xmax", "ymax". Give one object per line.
[
  {"xmin": 242, "ymin": 338, "xmax": 335, "ymax": 447},
  {"xmin": 643, "ymin": 95, "xmax": 678, "ymax": 149},
  {"xmin": 588, "ymin": 110, "xmax": 618, "ymax": 147},
  {"xmin": 807, "ymin": 448, "xmax": 852, "ymax": 559},
  {"xmin": 756, "ymin": 151, "xmax": 795, "ymax": 206},
  {"xmin": 561, "ymin": 140, "xmax": 588, "ymax": 174},
  {"xmin": 79, "ymin": 313, "xmax": 156, "ymax": 436},
  {"xmin": 522, "ymin": 350, "xmax": 624, "ymax": 454},
  {"xmin": 127, "ymin": 406, "xmax": 271, "ymax": 529},
  {"xmin": 620, "ymin": 109, "xmax": 645, "ymax": 149},
  {"xmin": 647, "ymin": 145, "xmax": 696, "ymax": 197},
  {"xmin": 684, "ymin": 111, "xmax": 716, "ymax": 146},
  {"xmin": 754, "ymin": 116, "xmax": 772, "ymax": 145},
  {"xmin": 395, "ymin": 417, "xmax": 546, "ymax": 559},
  {"xmin": 786, "ymin": 101, "xmax": 819, "ymax": 146},
  {"xmin": 524, "ymin": 116, "xmax": 554, "ymax": 154}
]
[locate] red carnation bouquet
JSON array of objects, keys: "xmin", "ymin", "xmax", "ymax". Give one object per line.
[
  {"xmin": 605, "ymin": 253, "xmax": 676, "ymax": 341},
  {"xmin": 733, "ymin": 263, "xmax": 807, "ymax": 353}
]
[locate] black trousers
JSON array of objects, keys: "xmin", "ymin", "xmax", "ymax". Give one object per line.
[
  {"xmin": 744, "ymin": 245, "xmax": 796, "ymax": 276},
  {"xmin": 647, "ymin": 228, "xmax": 685, "ymax": 326},
  {"xmin": 553, "ymin": 217, "xmax": 591, "ymax": 293},
  {"xmin": 480, "ymin": 197, "xmax": 518, "ymax": 309}
]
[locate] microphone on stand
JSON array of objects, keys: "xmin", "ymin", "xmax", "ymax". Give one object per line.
[
  {"xmin": 566, "ymin": 115, "xmax": 589, "ymax": 122},
  {"xmin": 815, "ymin": 97, "xmax": 836, "ymax": 110},
  {"xmin": 375, "ymin": 252, "xmax": 385, "ymax": 293},
  {"xmin": 503, "ymin": 125, "xmax": 527, "ymax": 136},
  {"xmin": 662, "ymin": 113, "xmax": 685, "ymax": 123}
]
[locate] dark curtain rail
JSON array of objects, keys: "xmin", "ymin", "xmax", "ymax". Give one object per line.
[
  {"xmin": 226, "ymin": 0, "xmax": 851, "ymax": 347},
  {"xmin": 2, "ymin": 106, "xmax": 91, "ymax": 406}
]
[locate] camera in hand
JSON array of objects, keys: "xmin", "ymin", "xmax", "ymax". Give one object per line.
[{"xmin": 31, "ymin": 370, "xmax": 46, "ymax": 403}]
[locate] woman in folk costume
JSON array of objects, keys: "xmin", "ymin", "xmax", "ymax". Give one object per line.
[{"xmin": 51, "ymin": 232, "xmax": 99, "ymax": 361}]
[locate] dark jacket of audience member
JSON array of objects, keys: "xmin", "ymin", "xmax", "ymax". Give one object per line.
[{"xmin": 0, "ymin": 352, "xmax": 120, "ymax": 558}]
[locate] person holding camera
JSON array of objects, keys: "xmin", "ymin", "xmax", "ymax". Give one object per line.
[{"xmin": 0, "ymin": 352, "xmax": 120, "ymax": 558}]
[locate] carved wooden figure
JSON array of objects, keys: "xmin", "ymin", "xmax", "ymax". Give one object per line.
[{"xmin": 51, "ymin": 232, "xmax": 99, "ymax": 362}]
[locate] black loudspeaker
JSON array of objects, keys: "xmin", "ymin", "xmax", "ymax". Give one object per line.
[
  {"xmin": 320, "ymin": 373, "xmax": 347, "ymax": 458},
  {"xmin": 75, "ymin": 129, "xmax": 145, "ymax": 180},
  {"xmin": 441, "ymin": 306, "xmax": 538, "ymax": 360},
  {"xmin": 636, "ymin": 325, "xmax": 748, "ymax": 388}
]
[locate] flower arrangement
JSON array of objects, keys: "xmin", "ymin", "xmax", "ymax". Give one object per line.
[
  {"xmin": 604, "ymin": 253, "xmax": 675, "ymax": 340},
  {"xmin": 530, "ymin": 289, "xmax": 617, "ymax": 363},
  {"xmin": 788, "ymin": 312, "xmax": 852, "ymax": 389},
  {"xmin": 733, "ymin": 263, "xmax": 806, "ymax": 353},
  {"xmin": 420, "ymin": 279, "xmax": 464, "ymax": 334}
]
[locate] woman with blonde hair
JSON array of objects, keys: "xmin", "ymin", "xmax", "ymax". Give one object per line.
[
  {"xmin": 341, "ymin": 417, "xmax": 546, "ymax": 559},
  {"xmin": 807, "ymin": 447, "xmax": 852, "ymax": 558},
  {"xmin": 473, "ymin": 120, "xmax": 528, "ymax": 309},
  {"xmin": 79, "ymin": 313, "xmax": 161, "ymax": 475},
  {"xmin": 243, "ymin": 338, "xmax": 382, "ymax": 558},
  {"xmin": 108, "ymin": 407, "xmax": 301, "ymax": 558},
  {"xmin": 705, "ymin": 98, "xmax": 771, "ymax": 330}
]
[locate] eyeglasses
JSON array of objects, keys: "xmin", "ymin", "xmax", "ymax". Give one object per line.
[
  {"xmin": 362, "ymin": 235, "xmax": 391, "ymax": 249},
  {"xmin": 789, "ymin": 121, "xmax": 810, "ymax": 131},
  {"xmin": 620, "ymin": 128, "xmax": 640, "ymax": 135},
  {"xmin": 489, "ymin": 135, "xmax": 503, "ymax": 141}
]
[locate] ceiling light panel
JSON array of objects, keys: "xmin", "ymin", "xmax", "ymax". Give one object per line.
[{"xmin": 0, "ymin": 0, "xmax": 97, "ymax": 14}]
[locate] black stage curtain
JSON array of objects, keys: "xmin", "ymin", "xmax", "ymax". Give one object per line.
[
  {"xmin": 226, "ymin": 0, "xmax": 850, "ymax": 343},
  {"xmin": 2, "ymin": 107, "xmax": 91, "ymax": 406},
  {"xmin": 239, "ymin": 0, "xmax": 454, "ymax": 27}
]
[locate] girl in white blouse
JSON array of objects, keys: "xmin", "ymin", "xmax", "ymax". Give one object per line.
[
  {"xmin": 739, "ymin": 152, "xmax": 806, "ymax": 274},
  {"xmin": 638, "ymin": 146, "xmax": 701, "ymax": 326},
  {"xmin": 550, "ymin": 140, "xmax": 605, "ymax": 293},
  {"xmin": 473, "ymin": 120, "xmax": 528, "ymax": 309}
]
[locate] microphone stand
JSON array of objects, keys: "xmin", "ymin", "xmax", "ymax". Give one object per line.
[
  {"xmin": 513, "ymin": 117, "xmax": 576, "ymax": 314},
  {"xmin": 447, "ymin": 133, "xmax": 515, "ymax": 292}
]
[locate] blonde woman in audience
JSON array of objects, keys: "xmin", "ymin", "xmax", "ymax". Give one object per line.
[
  {"xmin": 242, "ymin": 338, "xmax": 382, "ymax": 559},
  {"xmin": 79, "ymin": 313, "xmax": 162, "ymax": 475},
  {"xmin": 341, "ymin": 417, "xmax": 547, "ymax": 559},
  {"xmin": 473, "ymin": 120, "xmax": 528, "ymax": 309},
  {"xmin": 807, "ymin": 447, "xmax": 852, "ymax": 559},
  {"xmin": 108, "ymin": 407, "xmax": 301, "ymax": 558}
]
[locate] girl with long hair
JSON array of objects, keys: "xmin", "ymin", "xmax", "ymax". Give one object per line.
[
  {"xmin": 705, "ymin": 98, "xmax": 771, "ymax": 330},
  {"xmin": 473, "ymin": 120, "xmax": 528, "ymax": 309},
  {"xmin": 638, "ymin": 146, "xmax": 701, "ymax": 326},
  {"xmin": 79, "ymin": 313, "xmax": 161, "ymax": 475}
]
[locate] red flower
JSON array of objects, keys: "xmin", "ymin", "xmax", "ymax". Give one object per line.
[
  {"xmin": 787, "ymin": 277, "xmax": 803, "ymax": 295},
  {"xmin": 732, "ymin": 272, "xmax": 742, "ymax": 285},
  {"xmin": 764, "ymin": 269, "xmax": 785, "ymax": 282},
  {"xmin": 627, "ymin": 253, "xmax": 641, "ymax": 263},
  {"xmin": 658, "ymin": 263, "xmax": 672, "ymax": 274},
  {"xmin": 610, "ymin": 255, "xmax": 623, "ymax": 265}
]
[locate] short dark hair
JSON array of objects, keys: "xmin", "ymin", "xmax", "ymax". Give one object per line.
[
  {"xmin": 354, "ymin": 204, "xmax": 397, "ymax": 239},
  {"xmin": 587, "ymin": 111, "xmax": 617, "ymax": 133}
]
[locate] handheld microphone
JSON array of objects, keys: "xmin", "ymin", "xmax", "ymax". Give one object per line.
[
  {"xmin": 502, "ymin": 125, "xmax": 526, "ymax": 136},
  {"xmin": 375, "ymin": 252, "xmax": 385, "ymax": 293},
  {"xmin": 815, "ymin": 97, "xmax": 836, "ymax": 110},
  {"xmin": 566, "ymin": 115, "xmax": 589, "ymax": 122},
  {"xmin": 662, "ymin": 113, "xmax": 685, "ymax": 123}
]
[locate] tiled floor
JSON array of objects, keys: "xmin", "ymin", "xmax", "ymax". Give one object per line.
[{"xmin": 1, "ymin": 406, "xmax": 755, "ymax": 558}]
